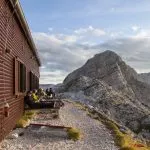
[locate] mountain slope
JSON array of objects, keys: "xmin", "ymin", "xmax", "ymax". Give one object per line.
[
  {"xmin": 138, "ymin": 72, "xmax": 150, "ymax": 85},
  {"xmin": 62, "ymin": 50, "xmax": 150, "ymax": 139}
]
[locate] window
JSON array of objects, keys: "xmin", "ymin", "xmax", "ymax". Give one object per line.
[
  {"xmin": 14, "ymin": 58, "xmax": 26, "ymax": 95},
  {"xmin": 30, "ymin": 72, "xmax": 39, "ymax": 90},
  {"xmin": 19, "ymin": 63, "xmax": 26, "ymax": 92},
  {"xmin": 29, "ymin": 71, "xmax": 33, "ymax": 90}
]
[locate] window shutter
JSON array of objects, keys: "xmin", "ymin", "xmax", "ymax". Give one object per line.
[
  {"xmin": 14, "ymin": 58, "xmax": 19, "ymax": 95},
  {"xmin": 14, "ymin": 58, "xmax": 26, "ymax": 94},
  {"xmin": 30, "ymin": 71, "xmax": 33, "ymax": 90},
  {"xmin": 20, "ymin": 63, "xmax": 23, "ymax": 92},
  {"xmin": 23, "ymin": 65, "xmax": 26, "ymax": 92}
]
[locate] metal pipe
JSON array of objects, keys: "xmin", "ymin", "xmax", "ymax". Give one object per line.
[{"xmin": 30, "ymin": 123, "xmax": 72, "ymax": 129}]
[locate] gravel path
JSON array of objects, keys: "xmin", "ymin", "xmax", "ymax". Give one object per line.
[{"xmin": 0, "ymin": 101, "xmax": 119, "ymax": 150}]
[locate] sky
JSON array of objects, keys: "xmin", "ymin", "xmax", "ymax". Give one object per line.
[{"xmin": 20, "ymin": 0, "xmax": 150, "ymax": 84}]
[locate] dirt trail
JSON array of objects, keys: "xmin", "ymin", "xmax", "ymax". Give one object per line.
[{"xmin": 0, "ymin": 101, "xmax": 119, "ymax": 150}]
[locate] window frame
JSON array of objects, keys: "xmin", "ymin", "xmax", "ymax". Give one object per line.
[
  {"xmin": 29, "ymin": 71, "xmax": 39, "ymax": 91},
  {"xmin": 14, "ymin": 57, "xmax": 26, "ymax": 95}
]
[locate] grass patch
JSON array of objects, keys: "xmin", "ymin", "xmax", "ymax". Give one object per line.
[
  {"xmin": 16, "ymin": 110, "xmax": 37, "ymax": 128},
  {"xmin": 120, "ymin": 147, "xmax": 135, "ymax": 150},
  {"xmin": 16, "ymin": 119, "xmax": 30, "ymax": 128},
  {"xmin": 24, "ymin": 110, "xmax": 35, "ymax": 116},
  {"xmin": 67, "ymin": 127, "xmax": 82, "ymax": 141},
  {"xmin": 105, "ymin": 121, "xmax": 149, "ymax": 150},
  {"xmin": 73, "ymin": 103, "xmax": 87, "ymax": 111},
  {"xmin": 102, "ymin": 120, "xmax": 149, "ymax": 150}
]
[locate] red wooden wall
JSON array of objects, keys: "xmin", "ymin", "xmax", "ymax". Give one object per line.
[{"xmin": 0, "ymin": 0, "xmax": 40, "ymax": 141}]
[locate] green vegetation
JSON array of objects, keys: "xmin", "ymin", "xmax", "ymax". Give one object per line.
[
  {"xmin": 73, "ymin": 102, "xmax": 87, "ymax": 111},
  {"xmin": 67, "ymin": 127, "xmax": 82, "ymax": 141},
  {"xmin": 120, "ymin": 147, "xmax": 135, "ymax": 150},
  {"xmin": 16, "ymin": 110, "xmax": 37, "ymax": 128}
]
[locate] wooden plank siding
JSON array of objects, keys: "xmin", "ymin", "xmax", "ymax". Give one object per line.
[{"xmin": 0, "ymin": 0, "xmax": 40, "ymax": 142}]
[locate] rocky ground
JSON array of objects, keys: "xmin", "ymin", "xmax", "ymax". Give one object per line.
[{"xmin": 0, "ymin": 101, "xmax": 119, "ymax": 150}]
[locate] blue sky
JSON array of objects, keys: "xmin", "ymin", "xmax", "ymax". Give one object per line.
[{"xmin": 20, "ymin": 0, "xmax": 150, "ymax": 84}]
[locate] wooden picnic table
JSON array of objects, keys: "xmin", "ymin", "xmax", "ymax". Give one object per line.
[{"xmin": 39, "ymin": 98, "xmax": 64, "ymax": 108}]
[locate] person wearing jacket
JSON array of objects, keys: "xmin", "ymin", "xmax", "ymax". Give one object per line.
[{"xmin": 32, "ymin": 89, "xmax": 39, "ymax": 102}]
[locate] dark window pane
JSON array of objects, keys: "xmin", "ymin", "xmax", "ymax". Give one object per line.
[{"xmin": 20, "ymin": 63, "xmax": 24, "ymax": 92}]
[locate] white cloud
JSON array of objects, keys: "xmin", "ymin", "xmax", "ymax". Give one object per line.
[
  {"xmin": 33, "ymin": 31, "xmax": 100, "ymax": 84},
  {"xmin": 74, "ymin": 26, "xmax": 106, "ymax": 37},
  {"xmin": 131, "ymin": 25, "xmax": 140, "ymax": 32},
  {"xmin": 33, "ymin": 27, "xmax": 150, "ymax": 84},
  {"xmin": 133, "ymin": 29, "xmax": 150, "ymax": 38},
  {"xmin": 40, "ymin": 71, "xmax": 68, "ymax": 84},
  {"xmin": 55, "ymin": 34, "xmax": 79, "ymax": 43},
  {"xmin": 33, "ymin": 32, "xmax": 63, "ymax": 47},
  {"xmin": 110, "ymin": 31, "xmax": 123, "ymax": 38},
  {"xmin": 48, "ymin": 27, "xmax": 53, "ymax": 31},
  {"xmin": 32, "ymin": 32, "xmax": 80, "ymax": 49},
  {"xmin": 129, "ymin": 27, "xmax": 150, "ymax": 39},
  {"xmin": 40, "ymin": 66, "xmax": 46, "ymax": 69}
]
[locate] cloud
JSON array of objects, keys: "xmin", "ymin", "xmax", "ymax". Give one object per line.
[
  {"xmin": 32, "ymin": 32, "xmax": 80, "ymax": 48},
  {"xmin": 48, "ymin": 27, "xmax": 53, "ymax": 31},
  {"xmin": 33, "ymin": 27, "xmax": 150, "ymax": 84},
  {"xmin": 110, "ymin": 31, "xmax": 123, "ymax": 38},
  {"xmin": 133, "ymin": 29, "xmax": 150, "ymax": 39},
  {"xmin": 131, "ymin": 25, "xmax": 140, "ymax": 32},
  {"xmin": 74, "ymin": 26, "xmax": 106, "ymax": 37},
  {"xmin": 33, "ymin": 31, "xmax": 99, "ymax": 84},
  {"xmin": 100, "ymin": 38, "xmax": 150, "ymax": 73},
  {"xmin": 40, "ymin": 71, "xmax": 67, "ymax": 84}
]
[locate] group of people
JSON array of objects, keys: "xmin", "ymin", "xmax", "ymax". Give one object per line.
[
  {"xmin": 24, "ymin": 88, "xmax": 57, "ymax": 109},
  {"xmin": 31, "ymin": 88, "xmax": 55, "ymax": 102},
  {"xmin": 45, "ymin": 88, "xmax": 55, "ymax": 98}
]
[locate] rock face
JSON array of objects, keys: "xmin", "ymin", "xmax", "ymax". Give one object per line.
[
  {"xmin": 62, "ymin": 50, "xmax": 150, "ymax": 138},
  {"xmin": 138, "ymin": 73, "xmax": 150, "ymax": 85}
]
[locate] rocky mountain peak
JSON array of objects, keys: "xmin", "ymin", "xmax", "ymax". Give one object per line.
[
  {"xmin": 85, "ymin": 50, "xmax": 122, "ymax": 67},
  {"xmin": 64, "ymin": 50, "xmax": 137, "ymax": 92},
  {"xmin": 62, "ymin": 50, "xmax": 150, "ymax": 140},
  {"xmin": 94, "ymin": 50, "xmax": 122, "ymax": 61}
]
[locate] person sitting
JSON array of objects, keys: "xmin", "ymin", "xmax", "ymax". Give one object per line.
[
  {"xmin": 48, "ymin": 88, "xmax": 55, "ymax": 98},
  {"xmin": 37, "ymin": 88, "xmax": 45, "ymax": 98},
  {"xmin": 24, "ymin": 91, "xmax": 55, "ymax": 109},
  {"xmin": 32, "ymin": 89, "xmax": 39, "ymax": 102},
  {"xmin": 24, "ymin": 91, "xmax": 34, "ymax": 108},
  {"xmin": 45, "ymin": 88, "xmax": 49, "ymax": 95}
]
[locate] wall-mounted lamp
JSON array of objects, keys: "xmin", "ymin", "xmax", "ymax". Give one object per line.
[
  {"xmin": 15, "ymin": 94, "xmax": 19, "ymax": 98},
  {"xmin": 30, "ymin": 56, "xmax": 35, "ymax": 59},
  {"xmin": 5, "ymin": 48, "xmax": 12, "ymax": 54}
]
